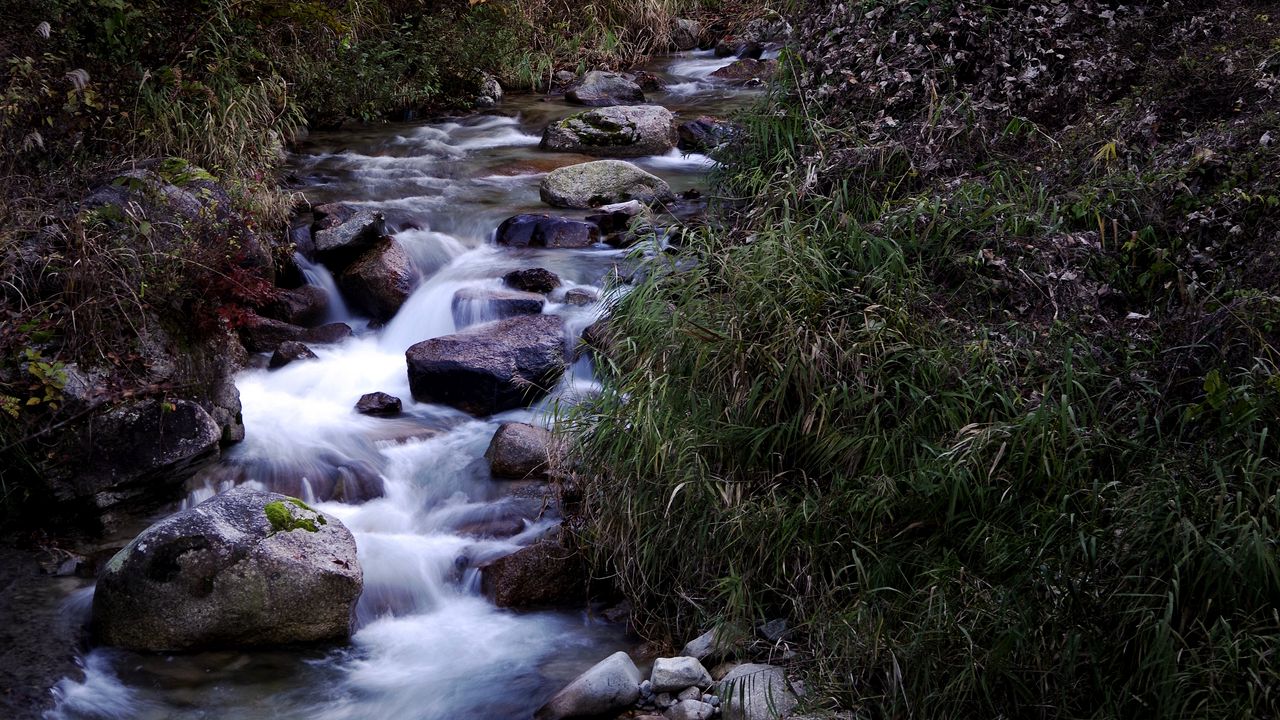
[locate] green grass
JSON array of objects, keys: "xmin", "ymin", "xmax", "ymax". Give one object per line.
[{"xmin": 566, "ymin": 51, "xmax": 1280, "ymax": 718}]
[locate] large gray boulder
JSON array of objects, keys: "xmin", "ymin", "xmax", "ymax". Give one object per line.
[
  {"xmin": 542, "ymin": 105, "xmax": 677, "ymax": 158},
  {"xmin": 651, "ymin": 656, "xmax": 714, "ymax": 693},
  {"xmin": 540, "ymin": 160, "xmax": 674, "ymax": 209},
  {"xmin": 485, "ymin": 422, "xmax": 552, "ymax": 479},
  {"xmin": 338, "ymin": 238, "xmax": 418, "ymax": 321},
  {"xmin": 565, "ymin": 71, "xmax": 645, "ymax": 106},
  {"xmin": 535, "ymin": 651, "xmax": 642, "ymax": 720},
  {"xmin": 91, "ymin": 488, "xmax": 362, "ymax": 652},
  {"xmin": 405, "ymin": 314, "xmax": 566, "ymax": 416},
  {"xmin": 716, "ymin": 664, "xmax": 799, "ymax": 720}
]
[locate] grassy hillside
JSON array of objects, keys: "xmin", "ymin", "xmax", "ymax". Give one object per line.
[{"xmin": 569, "ymin": 1, "xmax": 1280, "ymax": 716}]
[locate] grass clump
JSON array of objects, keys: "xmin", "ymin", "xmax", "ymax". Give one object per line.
[{"xmin": 567, "ymin": 1, "xmax": 1280, "ymax": 717}]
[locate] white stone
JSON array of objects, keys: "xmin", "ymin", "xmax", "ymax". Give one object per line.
[
  {"xmin": 535, "ymin": 651, "xmax": 642, "ymax": 720},
  {"xmin": 652, "ymin": 656, "xmax": 714, "ymax": 693},
  {"xmin": 666, "ymin": 699, "xmax": 716, "ymax": 720}
]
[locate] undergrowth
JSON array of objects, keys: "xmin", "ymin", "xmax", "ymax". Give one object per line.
[{"xmin": 568, "ymin": 2, "xmax": 1280, "ymax": 717}]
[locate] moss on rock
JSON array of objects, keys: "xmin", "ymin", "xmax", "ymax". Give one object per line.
[{"xmin": 264, "ymin": 498, "xmax": 327, "ymax": 533}]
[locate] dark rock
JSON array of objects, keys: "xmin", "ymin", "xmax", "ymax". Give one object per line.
[
  {"xmin": 541, "ymin": 105, "xmax": 677, "ymax": 158},
  {"xmin": 563, "ymin": 288, "xmax": 597, "ymax": 306},
  {"xmin": 338, "ymin": 238, "xmax": 417, "ymax": 321},
  {"xmin": 480, "ymin": 531, "xmax": 586, "ymax": 608},
  {"xmin": 579, "ymin": 318, "xmax": 615, "ymax": 358},
  {"xmin": 495, "ymin": 214, "xmax": 600, "ymax": 249},
  {"xmin": 714, "ymin": 39, "xmax": 736, "ymax": 58},
  {"xmin": 269, "ymin": 341, "xmax": 318, "ymax": 369},
  {"xmin": 736, "ymin": 41, "xmax": 764, "ymax": 60},
  {"xmin": 311, "ymin": 203, "xmax": 358, "ymax": 232},
  {"xmin": 405, "ymin": 314, "xmax": 567, "ymax": 416},
  {"xmin": 264, "ymin": 284, "xmax": 329, "ymax": 326},
  {"xmin": 304, "ymin": 322, "xmax": 354, "ymax": 344},
  {"xmin": 677, "ymin": 116, "xmax": 737, "ymax": 153},
  {"xmin": 486, "ymin": 422, "xmax": 552, "ymax": 479},
  {"xmin": 315, "ymin": 209, "xmax": 385, "ymax": 265},
  {"xmin": 566, "ymin": 71, "xmax": 645, "ymax": 106},
  {"xmin": 504, "ymin": 267, "xmax": 562, "ymax": 294},
  {"xmin": 289, "ymin": 219, "xmax": 316, "ymax": 257},
  {"xmin": 630, "ymin": 70, "xmax": 667, "ymax": 92},
  {"xmin": 238, "ymin": 314, "xmax": 307, "ymax": 353},
  {"xmin": 710, "ymin": 59, "xmax": 777, "ymax": 84},
  {"xmin": 452, "ymin": 287, "xmax": 546, "ymax": 327},
  {"xmin": 91, "ymin": 487, "xmax": 362, "ymax": 652},
  {"xmin": 356, "ymin": 392, "xmax": 403, "ymax": 417},
  {"xmin": 671, "ymin": 18, "xmax": 703, "ymax": 51}
]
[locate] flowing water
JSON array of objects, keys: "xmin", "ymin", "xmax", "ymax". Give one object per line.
[{"xmin": 46, "ymin": 51, "xmax": 755, "ymax": 720}]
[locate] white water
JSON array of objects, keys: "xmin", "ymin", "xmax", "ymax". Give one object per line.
[{"xmin": 47, "ymin": 54, "xmax": 756, "ymax": 720}]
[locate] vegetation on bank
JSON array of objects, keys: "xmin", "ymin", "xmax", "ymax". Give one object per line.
[
  {"xmin": 571, "ymin": 0, "xmax": 1279, "ymax": 716},
  {"xmin": 0, "ymin": 0, "xmax": 715, "ymax": 523}
]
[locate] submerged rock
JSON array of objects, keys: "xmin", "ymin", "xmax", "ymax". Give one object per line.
[
  {"xmin": 92, "ymin": 487, "xmax": 362, "ymax": 652},
  {"xmin": 338, "ymin": 238, "xmax": 418, "ymax": 321},
  {"xmin": 540, "ymin": 160, "xmax": 674, "ymax": 209},
  {"xmin": 495, "ymin": 214, "xmax": 600, "ymax": 249},
  {"xmin": 355, "ymin": 391, "xmax": 402, "ymax": 417},
  {"xmin": 535, "ymin": 651, "xmax": 641, "ymax": 720},
  {"xmin": 566, "ymin": 71, "xmax": 645, "ymax": 106},
  {"xmin": 405, "ymin": 314, "xmax": 567, "ymax": 416},
  {"xmin": 541, "ymin": 105, "xmax": 677, "ymax": 158},
  {"xmin": 486, "ymin": 422, "xmax": 552, "ymax": 479},
  {"xmin": 504, "ymin": 267, "xmax": 562, "ymax": 294},
  {"xmin": 452, "ymin": 287, "xmax": 546, "ymax": 326}
]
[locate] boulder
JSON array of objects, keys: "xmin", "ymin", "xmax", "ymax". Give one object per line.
[
  {"xmin": 311, "ymin": 203, "xmax": 358, "ymax": 232},
  {"xmin": 479, "ymin": 73, "xmax": 503, "ymax": 105},
  {"xmin": 710, "ymin": 59, "xmax": 777, "ymax": 84},
  {"xmin": 481, "ymin": 531, "xmax": 587, "ymax": 608},
  {"xmin": 535, "ymin": 651, "xmax": 642, "ymax": 720},
  {"xmin": 338, "ymin": 238, "xmax": 418, "ymax": 321},
  {"xmin": 631, "ymin": 71, "xmax": 667, "ymax": 92},
  {"xmin": 452, "ymin": 287, "xmax": 546, "ymax": 327},
  {"xmin": 677, "ymin": 116, "xmax": 737, "ymax": 153},
  {"xmin": 714, "ymin": 39, "xmax": 737, "ymax": 58},
  {"xmin": 671, "ymin": 18, "xmax": 703, "ymax": 50},
  {"xmin": 542, "ymin": 105, "xmax": 677, "ymax": 158},
  {"xmin": 91, "ymin": 488, "xmax": 362, "ymax": 652},
  {"xmin": 268, "ymin": 341, "xmax": 318, "ymax": 369},
  {"xmin": 554, "ymin": 70, "xmax": 577, "ymax": 88},
  {"xmin": 264, "ymin": 284, "xmax": 330, "ymax": 327},
  {"xmin": 504, "ymin": 267, "xmax": 562, "ymax": 294},
  {"xmin": 681, "ymin": 628, "xmax": 736, "ymax": 662},
  {"xmin": 405, "ymin": 314, "xmax": 567, "ymax": 416},
  {"xmin": 586, "ymin": 199, "xmax": 647, "ymax": 235},
  {"xmin": 495, "ymin": 214, "xmax": 600, "ymax": 249},
  {"xmin": 716, "ymin": 664, "xmax": 798, "ymax": 720},
  {"xmin": 314, "ymin": 209, "xmax": 385, "ymax": 265},
  {"xmin": 355, "ymin": 392, "xmax": 402, "ymax": 417},
  {"xmin": 485, "ymin": 422, "xmax": 552, "ymax": 479},
  {"xmin": 541, "ymin": 160, "xmax": 674, "ymax": 209},
  {"xmin": 239, "ymin": 313, "xmax": 308, "ymax": 353},
  {"xmin": 652, "ymin": 657, "xmax": 714, "ymax": 693},
  {"xmin": 305, "ymin": 322, "xmax": 354, "ymax": 344},
  {"xmin": 78, "ymin": 399, "xmax": 222, "ymax": 511},
  {"xmin": 563, "ymin": 288, "xmax": 597, "ymax": 306},
  {"xmin": 736, "ymin": 41, "xmax": 765, "ymax": 60},
  {"xmin": 566, "ymin": 71, "xmax": 645, "ymax": 106}
]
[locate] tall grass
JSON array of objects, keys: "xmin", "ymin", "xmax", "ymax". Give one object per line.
[{"xmin": 566, "ymin": 57, "xmax": 1280, "ymax": 718}]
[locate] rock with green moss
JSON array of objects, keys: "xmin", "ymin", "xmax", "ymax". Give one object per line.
[
  {"xmin": 541, "ymin": 105, "xmax": 677, "ymax": 158},
  {"xmin": 540, "ymin": 160, "xmax": 674, "ymax": 209},
  {"xmin": 91, "ymin": 487, "xmax": 361, "ymax": 652}
]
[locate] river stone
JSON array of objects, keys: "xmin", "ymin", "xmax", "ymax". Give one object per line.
[
  {"xmin": 682, "ymin": 628, "xmax": 735, "ymax": 662},
  {"xmin": 563, "ymin": 288, "xmax": 597, "ymax": 306},
  {"xmin": 265, "ymin": 284, "xmax": 330, "ymax": 326},
  {"xmin": 671, "ymin": 18, "xmax": 703, "ymax": 50},
  {"xmin": 504, "ymin": 267, "xmax": 562, "ymax": 294},
  {"xmin": 652, "ymin": 657, "xmax": 714, "ymax": 693},
  {"xmin": 481, "ymin": 531, "xmax": 586, "ymax": 608},
  {"xmin": 565, "ymin": 71, "xmax": 645, "ymax": 106},
  {"xmin": 305, "ymin": 322, "xmax": 354, "ymax": 344},
  {"xmin": 405, "ymin": 314, "xmax": 567, "ymax": 416},
  {"xmin": 716, "ymin": 664, "xmax": 798, "ymax": 720},
  {"xmin": 355, "ymin": 392, "xmax": 402, "ymax": 417},
  {"xmin": 312, "ymin": 202, "xmax": 358, "ymax": 232},
  {"xmin": 268, "ymin": 341, "xmax": 318, "ymax": 369},
  {"xmin": 485, "ymin": 422, "xmax": 552, "ymax": 479},
  {"xmin": 535, "ymin": 651, "xmax": 642, "ymax": 720},
  {"xmin": 338, "ymin": 238, "xmax": 418, "ymax": 321},
  {"xmin": 496, "ymin": 214, "xmax": 600, "ymax": 249},
  {"xmin": 677, "ymin": 116, "xmax": 737, "ymax": 153},
  {"xmin": 710, "ymin": 59, "xmax": 777, "ymax": 84},
  {"xmin": 542, "ymin": 105, "xmax": 677, "ymax": 158},
  {"xmin": 91, "ymin": 487, "xmax": 362, "ymax": 652},
  {"xmin": 238, "ymin": 313, "xmax": 308, "ymax": 353},
  {"xmin": 668, "ymin": 700, "xmax": 716, "ymax": 720},
  {"xmin": 540, "ymin": 160, "xmax": 674, "ymax": 209},
  {"xmin": 452, "ymin": 287, "xmax": 546, "ymax": 326},
  {"xmin": 314, "ymin": 208, "xmax": 385, "ymax": 264}
]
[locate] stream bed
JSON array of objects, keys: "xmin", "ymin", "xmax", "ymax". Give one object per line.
[{"xmin": 46, "ymin": 51, "xmax": 758, "ymax": 720}]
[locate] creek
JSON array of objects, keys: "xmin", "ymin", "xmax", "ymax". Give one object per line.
[{"xmin": 46, "ymin": 51, "xmax": 759, "ymax": 720}]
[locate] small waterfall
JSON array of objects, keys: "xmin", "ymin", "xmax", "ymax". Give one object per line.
[{"xmin": 296, "ymin": 252, "xmax": 356, "ymax": 323}]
